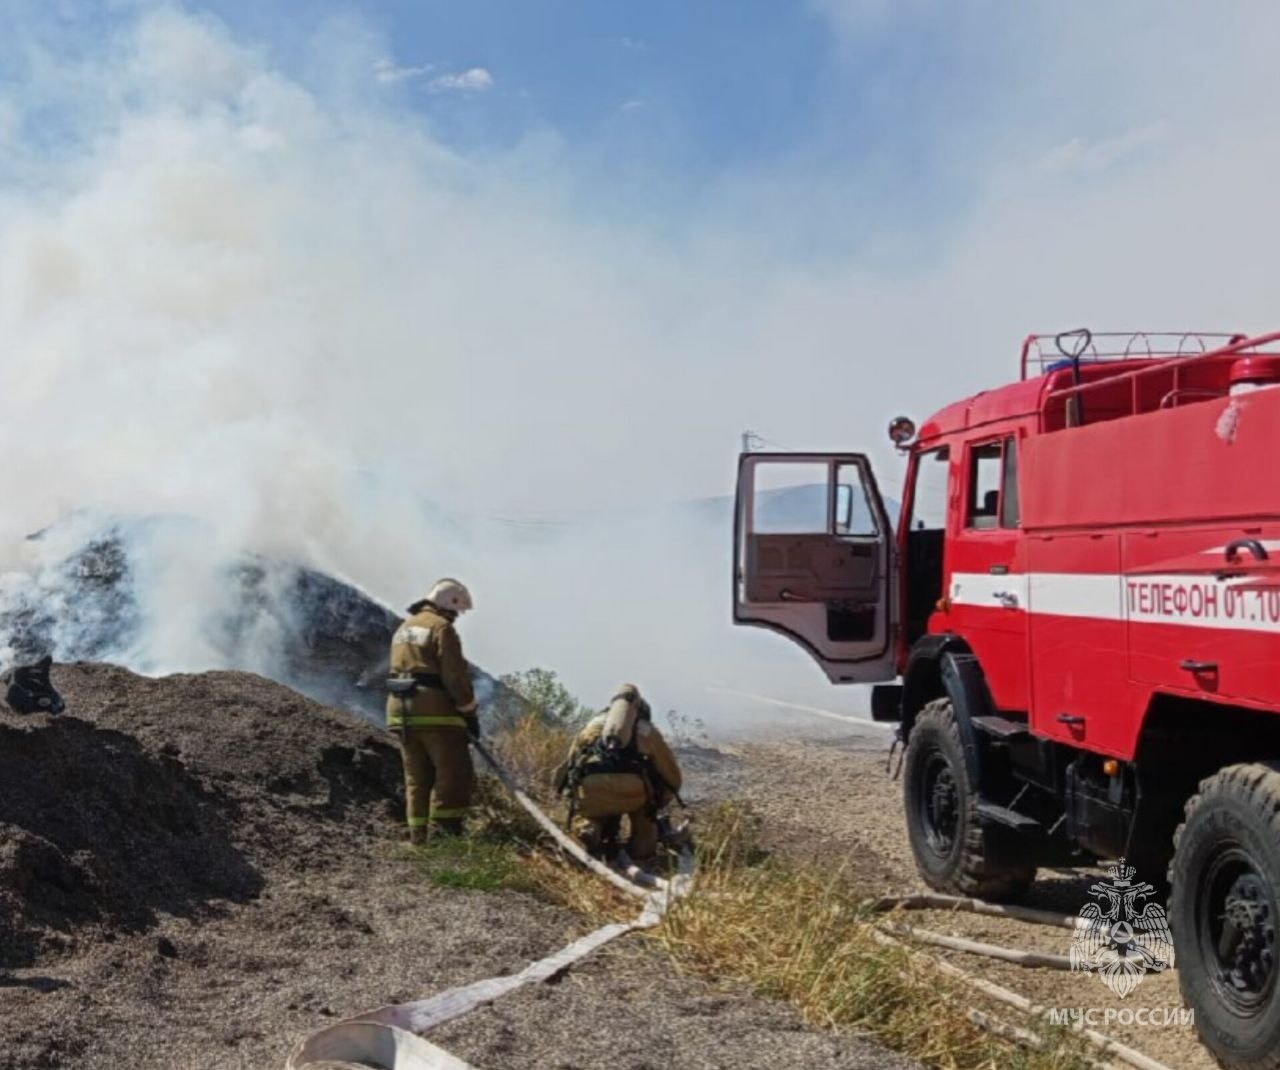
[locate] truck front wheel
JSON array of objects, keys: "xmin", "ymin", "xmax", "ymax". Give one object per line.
[
  {"xmin": 1171, "ymin": 763, "xmax": 1280, "ymax": 1070},
  {"xmin": 903, "ymin": 698, "xmax": 1034, "ymax": 901}
]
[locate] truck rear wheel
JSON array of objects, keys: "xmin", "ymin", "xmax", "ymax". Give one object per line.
[
  {"xmin": 903, "ymin": 697, "xmax": 1034, "ymax": 901},
  {"xmin": 1171, "ymin": 763, "xmax": 1280, "ymax": 1070}
]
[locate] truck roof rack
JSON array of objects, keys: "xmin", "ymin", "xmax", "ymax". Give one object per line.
[
  {"xmin": 1036, "ymin": 330, "xmax": 1280, "ymax": 429},
  {"xmin": 1020, "ymin": 331, "xmax": 1247, "ymax": 380}
]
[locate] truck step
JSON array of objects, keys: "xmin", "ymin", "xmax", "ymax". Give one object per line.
[
  {"xmin": 971, "ymin": 715, "xmax": 1031, "ymax": 740},
  {"xmin": 977, "ymin": 801, "xmax": 1043, "ymax": 833}
]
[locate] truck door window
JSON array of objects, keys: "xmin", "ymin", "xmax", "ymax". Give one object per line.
[
  {"xmin": 835, "ymin": 464, "xmax": 878, "ymax": 537},
  {"xmin": 752, "ymin": 462, "xmax": 829, "ymax": 533},
  {"xmin": 904, "ymin": 446, "xmax": 949, "ymax": 646},
  {"xmin": 966, "ymin": 443, "xmax": 1003, "ymax": 530},
  {"xmin": 1000, "ymin": 436, "xmax": 1020, "ymax": 528},
  {"xmin": 908, "ymin": 448, "xmax": 950, "ymax": 531}
]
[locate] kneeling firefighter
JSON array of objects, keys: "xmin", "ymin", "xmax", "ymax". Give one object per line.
[
  {"xmin": 386, "ymin": 579, "xmax": 480, "ymax": 845},
  {"xmin": 558, "ymin": 684, "xmax": 684, "ymax": 861}
]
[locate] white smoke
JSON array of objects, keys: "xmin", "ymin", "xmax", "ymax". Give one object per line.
[
  {"xmin": 0, "ymin": 5, "xmax": 835, "ymax": 724},
  {"xmin": 2, "ymin": 4, "xmax": 1279, "ymax": 731}
]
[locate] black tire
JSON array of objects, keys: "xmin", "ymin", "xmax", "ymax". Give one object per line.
[
  {"xmin": 903, "ymin": 697, "xmax": 1035, "ymax": 901},
  {"xmin": 1171, "ymin": 763, "xmax": 1280, "ymax": 1070}
]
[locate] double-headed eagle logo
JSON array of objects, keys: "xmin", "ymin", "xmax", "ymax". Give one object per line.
[{"xmin": 1069, "ymin": 858, "xmax": 1173, "ymax": 998}]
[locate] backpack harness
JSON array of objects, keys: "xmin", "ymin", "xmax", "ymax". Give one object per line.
[{"xmin": 557, "ymin": 725, "xmax": 684, "ymax": 833}]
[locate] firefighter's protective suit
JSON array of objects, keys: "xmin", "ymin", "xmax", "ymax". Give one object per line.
[
  {"xmin": 386, "ymin": 590, "xmax": 478, "ymax": 843},
  {"xmin": 560, "ymin": 685, "xmax": 682, "ymax": 861}
]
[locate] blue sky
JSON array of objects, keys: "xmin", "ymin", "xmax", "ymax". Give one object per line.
[
  {"xmin": 204, "ymin": 0, "xmax": 954, "ymax": 251},
  {"xmin": 74, "ymin": 1, "xmax": 1267, "ymax": 259},
  {"xmin": 4, "ymin": 1, "xmax": 1256, "ymax": 263},
  {"xmin": 1, "ymin": 1, "xmax": 1067, "ymax": 255},
  {"xmin": 208, "ymin": 2, "xmax": 845, "ymax": 161}
]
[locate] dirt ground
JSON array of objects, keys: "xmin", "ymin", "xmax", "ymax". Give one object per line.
[
  {"xmin": 689, "ymin": 722, "xmax": 1218, "ymax": 1070},
  {"xmin": 430, "ymin": 938, "xmax": 918, "ymax": 1070},
  {"xmin": 0, "ymin": 664, "xmax": 914, "ymax": 1070},
  {"xmin": 5, "ymin": 661, "xmax": 1219, "ymax": 1069}
]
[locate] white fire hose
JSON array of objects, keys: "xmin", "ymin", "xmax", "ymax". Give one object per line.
[
  {"xmin": 286, "ymin": 739, "xmax": 695, "ymax": 1070},
  {"xmin": 284, "ymin": 733, "xmax": 1176, "ymax": 1070}
]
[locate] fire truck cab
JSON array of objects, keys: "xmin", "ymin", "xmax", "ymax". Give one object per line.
[{"xmin": 733, "ymin": 331, "xmax": 1280, "ymax": 1069}]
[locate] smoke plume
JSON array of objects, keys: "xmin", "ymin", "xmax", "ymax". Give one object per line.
[{"xmin": 2, "ymin": 4, "xmax": 1279, "ymax": 731}]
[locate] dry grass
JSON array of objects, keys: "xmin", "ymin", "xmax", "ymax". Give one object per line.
[
  {"xmin": 470, "ymin": 713, "xmax": 575, "ymax": 842},
  {"xmin": 488, "ymin": 711, "xmax": 573, "ymax": 795},
  {"xmin": 481, "ymin": 719, "xmax": 1093, "ymax": 1070},
  {"xmin": 654, "ymin": 802, "xmax": 1093, "ymax": 1070}
]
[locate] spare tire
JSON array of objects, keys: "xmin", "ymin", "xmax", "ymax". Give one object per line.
[{"xmin": 903, "ymin": 697, "xmax": 1034, "ymax": 901}]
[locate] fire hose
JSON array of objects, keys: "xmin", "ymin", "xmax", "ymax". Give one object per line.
[
  {"xmin": 283, "ymin": 734, "xmax": 1173, "ymax": 1070},
  {"xmin": 285, "ymin": 739, "xmax": 695, "ymax": 1070}
]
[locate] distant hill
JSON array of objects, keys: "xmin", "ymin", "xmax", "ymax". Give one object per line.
[{"xmin": 684, "ymin": 485, "xmax": 903, "ymax": 535}]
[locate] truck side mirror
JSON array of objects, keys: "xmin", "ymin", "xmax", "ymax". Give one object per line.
[{"xmin": 888, "ymin": 416, "xmax": 917, "ymax": 449}]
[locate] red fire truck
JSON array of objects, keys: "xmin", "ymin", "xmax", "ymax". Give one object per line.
[{"xmin": 733, "ymin": 330, "xmax": 1280, "ymax": 1067}]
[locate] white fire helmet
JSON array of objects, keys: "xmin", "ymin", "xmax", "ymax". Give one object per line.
[{"xmin": 427, "ymin": 578, "xmax": 474, "ymax": 615}]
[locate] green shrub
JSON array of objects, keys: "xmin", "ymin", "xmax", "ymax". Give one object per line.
[{"xmin": 494, "ymin": 667, "xmax": 595, "ymax": 731}]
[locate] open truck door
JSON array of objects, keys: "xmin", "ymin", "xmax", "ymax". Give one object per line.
[{"xmin": 734, "ymin": 452, "xmax": 898, "ymax": 683}]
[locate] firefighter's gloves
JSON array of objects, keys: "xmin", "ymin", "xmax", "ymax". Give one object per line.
[{"xmin": 466, "ymin": 717, "xmax": 481, "ymax": 741}]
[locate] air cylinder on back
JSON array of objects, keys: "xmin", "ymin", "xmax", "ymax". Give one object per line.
[{"xmin": 600, "ymin": 688, "xmax": 641, "ymax": 750}]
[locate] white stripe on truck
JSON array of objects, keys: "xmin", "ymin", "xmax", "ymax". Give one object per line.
[{"xmin": 950, "ymin": 572, "xmax": 1280, "ymax": 634}]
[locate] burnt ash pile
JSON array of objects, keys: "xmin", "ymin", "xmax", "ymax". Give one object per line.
[
  {"xmin": 0, "ymin": 517, "xmax": 503, "ymax": 721},
  {"xmin": 0, "ymin": 663, "xmax": 402, "ymax": 974}
]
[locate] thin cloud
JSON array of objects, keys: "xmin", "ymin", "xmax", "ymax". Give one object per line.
[
  {"xmin": 373, "ymin": 57, "xmax": 433, "ymax": 85},
  {"xmin": 1037, "ymin": 121, "xmax": 1171, "ymax": 176},
  {"xmin": 428, "ymin": 67, "xmax": 494, "ymax": 93}
]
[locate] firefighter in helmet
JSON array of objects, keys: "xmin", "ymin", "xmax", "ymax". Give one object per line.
[
  {"xmin": 558, "ymin": 684, "xmax": 683, "ymax": 862},
  {"xmin": 386, "ymin": 578, "xmax": 479, "ymax": 845}
]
